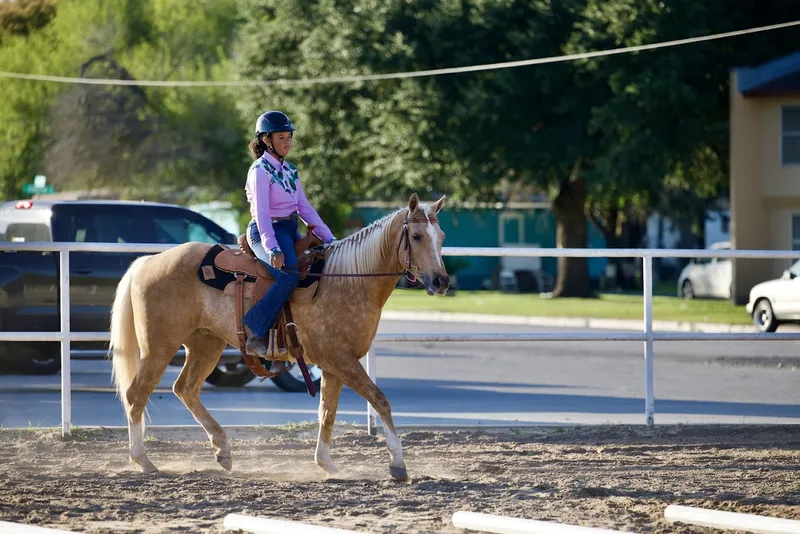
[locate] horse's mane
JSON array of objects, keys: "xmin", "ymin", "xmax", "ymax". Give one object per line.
[
  {"xmin": 324, "ymin": 202, "xmax": 436, "ymax": 277},
  {"xmin": 324, "ymin": 209, "xmax": 404, "ymax": 277}
]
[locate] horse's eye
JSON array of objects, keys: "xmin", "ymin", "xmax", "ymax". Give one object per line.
[{"xmin": 412, "ymin": 234, "xmax": 422, "ymax": 241}]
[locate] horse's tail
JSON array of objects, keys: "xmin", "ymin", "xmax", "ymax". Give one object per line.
[{"xmin": 109, "ymin": 255, "xmax": 152, "ymax": 414}]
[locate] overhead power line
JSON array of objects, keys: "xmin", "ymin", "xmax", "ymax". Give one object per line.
[{"xmin": 0, "ymin": 19, "xmax": 798, "ymax": 88}]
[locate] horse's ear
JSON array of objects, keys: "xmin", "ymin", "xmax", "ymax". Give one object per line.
[
  {"xmin": 407, "ymin": 193, "xmax": 420, "ymax": 213},
  {"xmin": 432, "ymin": 194, "xmax": 446, "ymax": 214}
]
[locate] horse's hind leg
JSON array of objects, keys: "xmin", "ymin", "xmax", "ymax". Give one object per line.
[
  {"xmin": 328, "ymin": 355, "xmax": 408, "ymax": 482},
  {"xmin": 173, "ymin": 332, "xmax": 231, "ymax": 470},
  {"xmin": 315, "ymin": 370, "xmax": 343, "ymax": 475},
  {"xmin": 126, "ymin": 347, "xmax": 177, "ymax": 473}
]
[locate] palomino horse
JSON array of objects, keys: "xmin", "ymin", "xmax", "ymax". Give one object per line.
[{"xmin": 109, "ymin": 193, "xmax": 449, "ymax": 481}]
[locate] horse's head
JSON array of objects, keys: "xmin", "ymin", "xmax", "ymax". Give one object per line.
[{"xmin": 400, "ymin": 193, "xmax": 450, "ymax": 295}]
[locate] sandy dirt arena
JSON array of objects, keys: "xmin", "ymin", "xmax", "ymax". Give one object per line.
[{"xmin": 0, "ymin": 424, "xmax": 798, "ymax": 533}]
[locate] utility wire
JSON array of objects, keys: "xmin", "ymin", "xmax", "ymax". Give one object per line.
[{"xmin": 0, "ymin": 19, "xmax": 798, "ymax": 87}]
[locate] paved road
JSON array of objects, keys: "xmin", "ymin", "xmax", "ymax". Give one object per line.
[{"xmin": 0, "ymin": 319, "xmax": 798, "ymax": 429}]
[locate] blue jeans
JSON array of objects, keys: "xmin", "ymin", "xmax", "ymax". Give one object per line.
[{"xmin": 243, "ymin": 218, "xmax": 300, "ymax": 338}]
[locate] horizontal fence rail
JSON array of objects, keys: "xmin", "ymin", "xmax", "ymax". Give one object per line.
[
  {"xmin": 4, "ymin": 241, "xmax": 800, "ymax": 258},
  {"xmin": 443, "ymin": 246, "xmax": 800, "ymax": 259},
  {"xmin": 12, "ymin": 331, "xmax": 798, "ymax": 344},
  {"xmin": 374, "ymin": 332, "xmax": 800, "ymax": 342},
  {"xmin": 2, "ymin": 242, "xmax": 799, "ymax": 435}
]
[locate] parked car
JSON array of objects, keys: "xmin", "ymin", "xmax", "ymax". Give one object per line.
[
  {"xmin": 677, "ymin": 241, "xmax": 732, "ymax": 299},
  {"xmin": 0, "ymin": 199, "xmax": 320, "ymax": 391},
  {"xmin": 745, "ymin": 259, "xmax": 800, "ymax": 332}
]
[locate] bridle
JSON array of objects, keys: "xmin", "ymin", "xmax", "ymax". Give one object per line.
[
  {"xmin": 283, "ymin": 211, "xmax": 439, "ymax": 280},
  {"xmin": 398, "ymin": 214, "xmax": 438, "ymax": 283}
]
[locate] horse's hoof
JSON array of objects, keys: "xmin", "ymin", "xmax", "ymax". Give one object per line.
[
  {"xmin": 132, "ymin": 455, "xmax": 159, "ymax": 474},
  {"xmin": 141, "ymin": 463, "xmax": 159, "ymax": 474},
  {"xmin": 390, "ymin": 466, "xmax": 409, "ymax": 482},
  {"xmin": 316, "ymin": 462, "xmax": 338, "ymax": 476},
  {"xmin": 216, "ymin": 454, "xmax": 233, "ymax": 471}
]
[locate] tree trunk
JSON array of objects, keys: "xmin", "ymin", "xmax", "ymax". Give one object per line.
[
  {"xmin": 552, "ymin": 175, "xmax": 593, "ymax": 298},
  {"xmin": 696, "ymin": 209, "xmax": 707, "ymax": 250},
  {"xmin": 602, "ymin": 207, "xmax": 627, "ymax": 290}
]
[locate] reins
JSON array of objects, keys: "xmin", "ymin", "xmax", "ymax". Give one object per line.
[
  {"xmin": 282, "ymin": 271, "xmax": 406, "ymax": 278},
  {"xmin": 281, "ymin": 214, "xmax": 436, "ymax": 283}
]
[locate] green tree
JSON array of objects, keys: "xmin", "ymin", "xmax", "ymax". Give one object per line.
[
  {"xmin": 574, "ymin": 0, "xmax": 800, "ymax": 252},
  {"xmin": 234, "ymin": 1, "xmax": 414, "ymax": 232},
  {"xmin": 0, "ymin": 0, "xmax": 247, "ymax": 203},
  {"xmin": 0, "ymin": 0, "xmax": 78, "ymax": 199},
  {"xmin": 236, "ymin": 0, "xmax": 602, "ymax": 295},
  {"xmin": 0, "ymin": 0, "xmax": 55, "ymax": 40}
]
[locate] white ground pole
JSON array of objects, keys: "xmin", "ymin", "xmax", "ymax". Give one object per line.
[
  {"xmin": 664, "ymin": 505, "xmax": 800, "ymax": 534},
  {"xmin": 0, "ymin": 521, "xmax": 78, "ymax": 533},
  {"xmin": 223, "ymin": 514, "xmax": 359, "ymax": 533},
  {"xmin": 452, "ymin": 512, "xmax": 641, "ymax": 534}
]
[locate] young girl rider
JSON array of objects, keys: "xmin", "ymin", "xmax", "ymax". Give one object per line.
[{"xmin": 243, "ymin": 111, "xmax": 336, "ymax": 369}]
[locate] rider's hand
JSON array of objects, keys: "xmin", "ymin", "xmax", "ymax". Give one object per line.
[{"xmin": 270, "ymin": 252, "xmax": 285, "ymax": 269}]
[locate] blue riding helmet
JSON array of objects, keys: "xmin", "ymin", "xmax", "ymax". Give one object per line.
[{"xmin": 255, "ymin": 111, "xmax": 296, "ymax": 136}]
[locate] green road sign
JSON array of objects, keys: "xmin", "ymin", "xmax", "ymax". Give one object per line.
[{"xmin": 22, "ymin": 184, "xmax": 55, "ymax": 195}]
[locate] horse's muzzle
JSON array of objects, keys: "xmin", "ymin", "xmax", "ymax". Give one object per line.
[{"xmin": 424, "ymin": 273, "xmax": 450, "ymax": 295}]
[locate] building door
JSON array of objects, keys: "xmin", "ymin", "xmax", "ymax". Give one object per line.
[{"xmin": 498, "ymin": 212, "xmax": 541, "ymax": 292}]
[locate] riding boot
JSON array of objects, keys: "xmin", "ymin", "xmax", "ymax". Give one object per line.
[
  {"xmin": 245, "ymin": 328, "xmax": 292, "ymax": 374},
  {"xmin": 245, "ymin": 330, "xmax": 269, "ymax": 358}
]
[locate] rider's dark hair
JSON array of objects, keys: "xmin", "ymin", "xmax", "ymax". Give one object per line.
[{"xmin": 248, "ymin": 134, "xmax": 269, "ymax": 160}]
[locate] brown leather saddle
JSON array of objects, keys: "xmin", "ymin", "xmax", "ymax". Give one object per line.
[{"xmin": 200, "ymin": 226, "xmax": 327, "ymax": 396}]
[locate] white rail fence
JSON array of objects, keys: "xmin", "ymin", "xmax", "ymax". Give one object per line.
[{"xmin": 1, "ymin": 242, "xmax": 799, "ymax": 436}]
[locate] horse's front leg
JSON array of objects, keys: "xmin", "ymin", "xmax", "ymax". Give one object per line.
[
  {"xmin": 315, "ymin": 369, "xmax": 343, "ymax": 475},
  {"xmin": 328, "ymin": 354, "xmax": 408, "ymax": 482}
]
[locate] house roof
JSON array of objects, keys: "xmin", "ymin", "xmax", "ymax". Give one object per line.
[{"xmin": 736, "ymin": 50, "xmax": 800, "ymax": 96}]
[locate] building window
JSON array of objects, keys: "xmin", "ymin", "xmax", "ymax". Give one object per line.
[
  {"xmin": 782, "ymin": 106, "xmax": 800, "ymax": 165},
  {"xmin": 792, "ymin": 214, "xmax": 800, "ymax": 250},
  {"xmin": 720, "ymin": 213, "xmax": 730, "ymax": 234},
  {"xmin": 499, "ymin": 213, "xmax": 524, "ymax": 245}
]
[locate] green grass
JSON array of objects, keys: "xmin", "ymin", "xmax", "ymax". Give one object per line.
[{"xmin": 385, "ymin": 289, "xmax": 752, "ymax": 325}]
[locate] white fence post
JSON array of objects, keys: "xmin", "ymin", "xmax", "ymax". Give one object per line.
[
  {"xmin": 59, "ymin": 248, "xmax": 72, "ymax": 437},
  {"xmin": 643, "ymin": 255, "xmax": 654, "ymax": 427},
  {"xmin": 366, "ymin": 344, "xmax": 378, "ymax": 435}
]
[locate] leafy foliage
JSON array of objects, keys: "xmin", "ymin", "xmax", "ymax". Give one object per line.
[
  {"xmin": 4, "ymin": 0, "xmax": 800, "ymax": 295},
  {"xmin": 0, "ymin": 0, "xmax": 246, "ymax": 203},
  {"xmin": 575, "ymin": 0, "xmax": 800, "ymax": 246},
  {"xmin": 0, "ymin": 0, "xmax": 55, "ymax": 40},
  {"xmin": 234, "ymin": 0, "xmax": 800, "ymax": 294}
]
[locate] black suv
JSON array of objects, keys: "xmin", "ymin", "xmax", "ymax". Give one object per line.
[{"xmin": 0, "ymin": 199, "xmax": 320, "ymax": 391}]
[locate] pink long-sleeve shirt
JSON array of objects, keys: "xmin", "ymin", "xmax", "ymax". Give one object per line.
[{"xmin": 244, "ymin": 152, "xmax": 335, "ymax": 253}]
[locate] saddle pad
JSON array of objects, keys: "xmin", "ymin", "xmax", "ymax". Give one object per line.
[
  {"xmin": 199, "ymin": 243, "xmax": 324, "ymax": 293},
  {"xmin": 198, "ymin": 244, "xmax": 256, "ymax": 291}
]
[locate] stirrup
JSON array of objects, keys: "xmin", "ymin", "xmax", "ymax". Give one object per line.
[
  {"xmin": 269, "ymin": 360, "xmax": 291, "ymax": 373},
  {"xmin": 266, "ymin": 328, "xmax": 281, "ymax": 359}
]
